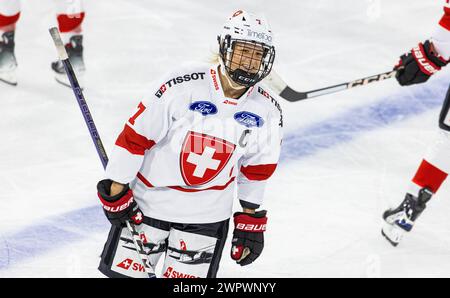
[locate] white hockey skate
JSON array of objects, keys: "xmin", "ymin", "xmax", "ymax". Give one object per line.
[
  {"xmin": 0, "ymin": 31, "xmax": 18, "ymax": 86},
  {"xmin": 51, "ymin": 35, "xmax": 85, "ymax": 89},
  {"xmin": 382, "ymin": 187, "xmax": 433, "ymax": 246}
]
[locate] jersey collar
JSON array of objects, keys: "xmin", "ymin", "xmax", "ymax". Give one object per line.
[{"xmin": 209, "ymin": 64, "xmax": 255, "ymax": 105}]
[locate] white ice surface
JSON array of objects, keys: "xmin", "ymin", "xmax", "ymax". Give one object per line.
[{"xmin": 1, "ymin": 0, "xmax": 450, "ymax": 277}]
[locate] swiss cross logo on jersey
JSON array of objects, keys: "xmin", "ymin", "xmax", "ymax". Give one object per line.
[{"xmin": 180, "ymin": 131, "xmax": 236, "ymax": 186}]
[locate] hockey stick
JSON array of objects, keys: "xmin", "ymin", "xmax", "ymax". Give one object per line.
[
  {"xmin": 265, "ymin": 70, "xmax": 397, "ymax": 102},
  {"xmin": 49, "ymin": 27, "xmax": 156, "ymax": 278}
]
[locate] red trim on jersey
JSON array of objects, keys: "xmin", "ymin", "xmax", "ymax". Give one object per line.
[
  {"xmin": 57, "ymin": 12, "xmax": 85, "ymax": 33},
  {"xmin": 440, "ymin": 17, "xmax": 450, "ymax": 31},
  {"xmin": 240, "ymin": 164, "xmax": 277, "ymax": 181},
  {"xmin": 137, "ymin": 173, "xmax": 235, "ymax": 192},
  {"xmin": 137, "ymin": 172, "xmax": 154, "ymax": 187},
  {"xmin": 440, "ymin": 4, "xmax": 450, "ymax": 31},
  {"xmin": 229, "ymin": 166, "xmax": 234, "ymax": 177},
  {"xmin": 0, "ymin": 12, "xmax": 20, "ymax": 27},
  {"xmin": 412, "ymin": 159, "xmax": 448, "ymax": 193},
  {"xmin": 115, "ymin": 124, "xmax": 156, "ymax": 155},
  {"xmin": 168, "ymin": 177, "xmax": 235, "ymax": 192}
]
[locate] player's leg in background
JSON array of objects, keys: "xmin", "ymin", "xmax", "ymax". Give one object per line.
[
  {"xmin": 0, "ymin": 0, "xmax": 20, "ymax": 85},
  {"xmin": 98, "ymin": 217, "xmax": 169, "ymax": 278},
  {"xmin": 382, "ymin": 85, "xmax": 450, "ymax": 246},
  {"xmin": 51, "ymin": 0, "xmax": 85, "ymax": 87},
  {"xmin": 161, "ymin": 219, "xmax": 229, "ymax": 278},
  {"xmin": 0, "ymin": 0, "xmax": 19, "ymax": 33}
]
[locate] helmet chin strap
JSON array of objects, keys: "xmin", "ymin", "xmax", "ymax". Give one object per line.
[{"xmin": 218, "ymin": 58, "xmax": 248, "ymax": 91}]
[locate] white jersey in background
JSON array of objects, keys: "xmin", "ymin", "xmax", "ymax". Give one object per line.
[{"xmin": 432, "ymin": 0, "xmax": 450, "ymax": 59}]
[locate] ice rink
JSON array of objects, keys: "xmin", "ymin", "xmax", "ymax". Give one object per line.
[{"xmin": 1, "ymin": 0, "xmax": 450, "ymax": 277}]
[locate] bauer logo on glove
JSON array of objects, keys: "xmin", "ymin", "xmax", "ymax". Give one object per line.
[
  {"xmin": 230, "ymin": 210, "xmax": 267, "ymax": 266},
  {"xmin": 394, "ymin": 40, "xmax": 448, "ymax": 86}
]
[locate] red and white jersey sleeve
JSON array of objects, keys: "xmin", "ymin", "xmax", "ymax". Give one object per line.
[
  {"xmin": 237, "ymin": 100, "xmax": 282, "ymax": 208},
  {"xmin": 105, "ymin": 70, "xmax": 186, "ymax": 184},
  {"xmin": 0, "ymin": 0, "xmax": 20, "ymax": 29},
  {"xmin": 432, "ymin": 1, "xmax": 450, "ymax": 60}
]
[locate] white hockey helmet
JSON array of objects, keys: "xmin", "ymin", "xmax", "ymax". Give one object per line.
[{"xmin": 218, "ymin": 10, "xmax": 276, "ymax": 87}]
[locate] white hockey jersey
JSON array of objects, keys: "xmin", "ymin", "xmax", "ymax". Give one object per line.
[
  {"xmin": 105, "ymin": 62, "xmax": 283, "ymax": 223},
  {"xmin": 432, "ymin": 0, "xmax": 450, "ymax": 59}
]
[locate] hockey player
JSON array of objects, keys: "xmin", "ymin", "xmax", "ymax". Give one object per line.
[
  {"xmin": 0, "ymin": 0, "xmax": 85, "ymax": 86},
  {"xmin": 96, "ymin": 10, "xmax": 283, "ymax": 278},
  {"xmin": 382, "ymin": 1, "xmax": 450, "ymax": 246}
]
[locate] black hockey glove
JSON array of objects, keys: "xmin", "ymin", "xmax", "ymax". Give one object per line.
[
  {"xmin": 395, "ymin": 40, "xmax": 448, "ymax": 86},
  {"xmin": 231, "ymin": 210, "xmax": 267, "ymax": 266},
  {"xmin": 97, "ymin": 179, "xmax": 143, "ymax": 226}
]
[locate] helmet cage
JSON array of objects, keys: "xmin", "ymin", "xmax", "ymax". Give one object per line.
[{"xmin": 219, "ymin": 35, "xmax": 275, "ymax": 88}]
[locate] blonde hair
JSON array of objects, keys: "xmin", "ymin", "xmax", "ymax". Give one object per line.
[{"xmin": 207, "ymin": 51, "xmax": 221, "ymax": 64}]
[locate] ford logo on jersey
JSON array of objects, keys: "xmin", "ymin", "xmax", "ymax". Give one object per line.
[
  {"xmin": 234, "ymin": 111, "xmax": 264, "ymax": 128},
  {"xmin": 189, "ymin": 101, "xmax": 218, "ymax": 116}
]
